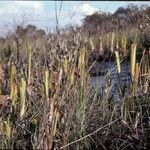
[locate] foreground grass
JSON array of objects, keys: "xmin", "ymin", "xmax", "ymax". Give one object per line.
[{"xmin": 0, "ymin": 28, "xmax": 149, "ymax": 149}]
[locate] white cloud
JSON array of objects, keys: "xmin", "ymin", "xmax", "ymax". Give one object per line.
[
  {"xmin": 79, "ymin": 3, "xmax": 98, "ymax": 16},
  {"xmin": 14, "ymin": 1, "xmax": 43, "ymax": 12},
  {"xmin": 0, "ymin": 1, "xmax": 46, "ymax": 35},
  {"xmin": 60, "ymin": 2, "xmax": 98, "ymax": 27},
  {"xmin": 0, "ymin": 1, "xmax": 43, "ymax": 16},
  {"xmin": 0, "ymin": 1, "xmax": 44, "ymax": 23},
  {"xmin": 0, "ymin": 1, "xmax": 98, "ymax": 36}
]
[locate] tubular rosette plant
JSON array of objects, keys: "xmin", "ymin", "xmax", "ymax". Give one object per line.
[
  {"xmin": 3, "ymin": 119, "xmax": 12, "ymax": 140},
  {"xmin": 19, "ymin": 77, "xmax": 26, "ymax": 120},
  {"xmin": 78, "ymin": 49, "xmax": 86, "ymax": 103},
  {"xmin": 111, "ymin": 32, "xmax": 115, "ymax": 53},
  {"xmin": 135, "ymin": 62, "xmax": 139, "ymax": 94},
  {"xmin": 28, "ymin": 46, "xmax": 32, "ymax": 85},
  {"xmin": 90, "ymin": 38, "xmax": 94, "ymax": 52},
  {"xmin": 99, "ymin": 37, "xmax": 103, "ymax": 54},
  {"xmin": 44, "ymin": 69, "xmax": 49, "ymax": 101},
  {"xmin": 122, "ymin": 33, "xmax": 127, "ymax": 54},
  {"xmin": 115, "ymin": 51, "xmax": 121, "ymax": 75},
  {"xmin": 115, "ymin": 33, "xmax": 119, "ymax": 50},
  {"xmin": 63, "ymin": 56, "xmax": 68, "ymax": 76},
  {"xmin": 70, "ymin": 65, "xmax": 75, "ymax": 86},
  {"xmin": 78, "ymin": 49, "xmax": 86, "ymax": 78},
  {"xmin": 9, "ymin": 63, "xmax": 16, "ymax": 104},
  {"xmin": 130, "ymin": 43, "xmax": 137, "ymax": 92}
]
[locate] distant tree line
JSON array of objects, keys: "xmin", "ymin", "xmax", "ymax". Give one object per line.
[{"xmin": 82, "ymin": 4, "xmax": 150, "ymax": 35}]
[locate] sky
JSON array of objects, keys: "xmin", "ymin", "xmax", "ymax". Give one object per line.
[{"xmin": 0, "ymin": 1, "xmax": 150, "ymax": 36}]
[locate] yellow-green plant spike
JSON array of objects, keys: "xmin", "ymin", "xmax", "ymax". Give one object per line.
[
  {"xmin": 78, "ymin": 49, "xmax": 86, "ymax": 77},
  {"xmin": 44, "ymin": 69, "xmax": 49, "ymax": 100},
  {"xmin": 115, "ymin": 51, "xmax": 121, "ymax": 74},
  {"xmin": 20, "ymin": 77, "xmax": 26, "ymax": 120},
  {"xmin": 130, "ymin": 44, "xmax": 137, "ymax": 82},
  {"xmin": 12, "ymin": 82, "xmax": 17, "ymax": 107},
  {"xmin": 3, "ymin": 119, "xmax": 11, "ymax": 139},
  {"xmin": 106, "ymin": 34, "xmax": 109, "ymax": 47},
  {"xmin": 116, "ymin": 34, "xmax": 119, "ymax": 50},
  {"xmin": 70, "ymin": 66, "xmax": 75, "ymax": 86},
  {"xmin": 134, "ymin": 63, "xmax": 139, "ymax": 94},
  {"xmin": 90, "ymin": 38, "xmax": 94, "ymax": 52},
  {"xmin": 122, "ymin": 33, "xmax": 127, "ymax": 53},
  {"xmin": 111, "ymin": 32, "xmax": 115, "ymax": 53},
  {"xmin": 10, "ymin": 63, "xmax": 16, "ymax": 100},
  {"xmin": 99, "ymin": 37, "xmax": 103, "ymax": 54},
  {"xmin": 28, "ymin": 47, "xmax": 32, "ymax": 85},
  {"xmin": 63, "ymin": 57, "xmax": 68, "ymax": 76}
]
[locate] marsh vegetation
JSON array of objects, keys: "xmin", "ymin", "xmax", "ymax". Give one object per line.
[{"xmin": 0, "ymin": 4, "xmax": 149, "ymax": 150}]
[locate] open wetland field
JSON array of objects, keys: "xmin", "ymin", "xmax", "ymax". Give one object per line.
[{"xmin": 0, "ymin": 1, "xmax": 150, "ymax": 150}]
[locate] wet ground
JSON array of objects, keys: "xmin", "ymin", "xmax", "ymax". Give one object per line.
[{"xmin": 89, "ymin": 61, "xmax": 131, "ymax": 102}]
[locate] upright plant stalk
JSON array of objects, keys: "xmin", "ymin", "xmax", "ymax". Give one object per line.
[
  {"xmin": 130, "ymin": 44, "xmax": 137, "ymax": 82},
  {"xmin": 28, "ymin": 46, "xmax": 32, "ymax": 85},
  {"xmin": 47, "ymin": 68, "xmax": 63, "ymax": 149},
  {"xmin": 90, "ymin": 38, "xmax": 94, "ymax": 52},
  {"xmin": 116, "ymin": 34, "xmax": 119, "ymax": 50},
  {"xmin": 78, "ymin": 49, "xmax": 86, "ymax": 97},
  {"xmin": 44, "ymin": 69, "xmax": 49, "ymax": 102},
  {"xmin": 130, "ymin": 44, "xmax": 137, "ymax": 95},
  {"xmin": 0, "ymin": 64, "xmax": 4, "ymax": 95},
  {"xmin": 16, "ymin": 38, "xmax": 20, "ymax": 62},
  {"xmin": 115, "ymin": 51, "xmax": 123, "ymax": 91},
  {"xmin": 99, "ymin": 37, "xmax": 103, "ymax": 55},
  {"xmin": 135, "ymin": 63, "xmax": 139, "ymax": 95},
  {"xmin": 78, "ymin": 49, "xmax": 87, "ymax": 141},
  {"xmin": 70, "ymin": 65, "xmax": 75, "ymax": 86},
  {"xmin": 78, "ymin": 49, "xmax": 86, "ymax": 78},
  {"xmin": 3, "ymin": 119, "xmax": 11, "ymax": 139},
  {"xmin": 10, "ymin": 64, "xmax": 18, "ymax": 107},
  {"xmin": 133, "ymin": 32, "xmax": 137, "ymax": 44},
  {"xmin": 10, "ymin": 64, "xmax": 15, "ymax": 99},
  {"xmin": 115, "ymin": 51, "xmax": 121, "ymax": 75},
  {"xmin": 111, "ymin": 32, "xmax": 115, "ymax": 53},
  {"xmin": 141, "ymin": 52, "xmax": 149, "ymax": 93},
  {"xmin": 19, "ymin": 77, "xmax": 26, "ymax": 120},
  {"xmin": 12, "ymin": 83, "xmax": 17, "ymax": 107},
  {"xmin": 63, "ymin": 56, "xmax": 68, "ymax": 76},
  {"xmin": 122, "ymin": 33, "xmax": 127, "ymax": 54},
  {"xmin": 78, "ymin": 48, "xmax": 86, "ymax": 97},
  {"xmin": 106, "ymin": 33, "xmax": 109, "ymax": 48},
  {"xmin": 10, "ymin": 64, "xmax": 17, "ymax": 107},
  {"xmin": 50, "ymin": 109, "xmax": 60, "ymax": 148}
]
